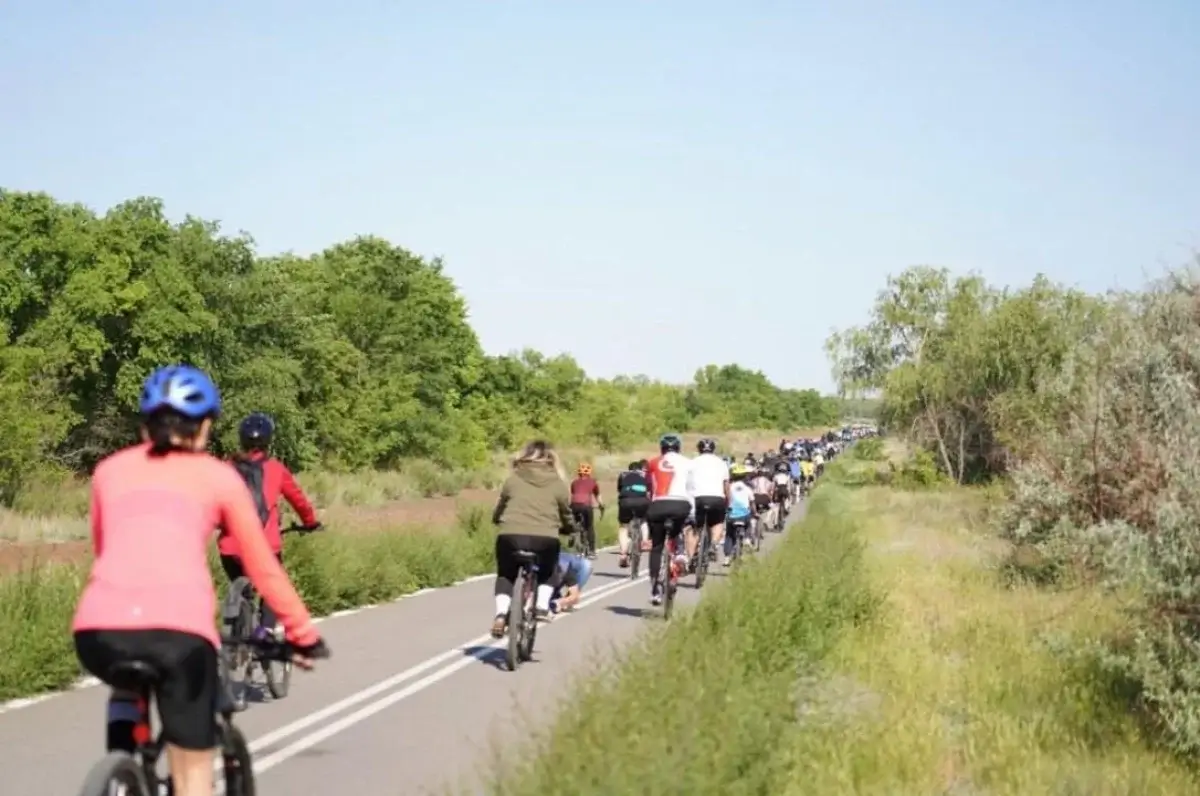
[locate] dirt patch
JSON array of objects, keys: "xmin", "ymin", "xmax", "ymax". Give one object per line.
[
  {"xmin": 0, "ymin": 540, "xmax": 90, "ymax": 574},
  {"xmin": 0, "ymin": 488, "xmax": 498, "ymax": 575}
]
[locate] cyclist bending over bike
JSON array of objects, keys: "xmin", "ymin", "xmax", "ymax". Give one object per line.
[
  {"xmin": 219, "ymin": 412, "xmax": 322, "ymax": 643},
  {"xmin": 615, "ymin": 460, "xmax": 651, "ymax": 567},
  {"xmin": 568, "ymin": 462, "xmax": 604, "ymax": 560},
  {"xmin": 71, "ymin": 365, "xmax": 328, "ymax": 796},
  {"xmin": 490, "ymin": 440, "xmax": 573, "ymax": 637},
  {"xmin": 645, "ymin": 433, "xmax": 693, "ymax": 606},
  {"xmin": 549, "ymin": 550, "xmax": 594, "ymax": 613}
]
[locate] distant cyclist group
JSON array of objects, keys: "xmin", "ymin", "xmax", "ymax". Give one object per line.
[{"xmin": 67, "ymin": 361, "xmax": 875, "ymax": 795}]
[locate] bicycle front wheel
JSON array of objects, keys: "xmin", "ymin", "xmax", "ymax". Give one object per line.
[
  {"xmin": 220, "ymin": 720, "xmax": 257, "ymax": 796},
  {"xmin": 77, "ymin": 751, "xmax": 150, "ymax": 796}
]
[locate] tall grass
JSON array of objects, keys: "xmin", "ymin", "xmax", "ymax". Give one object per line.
[{"xmin": 779, "ymin": 480, "xmax": 1198, "ymax": 793}]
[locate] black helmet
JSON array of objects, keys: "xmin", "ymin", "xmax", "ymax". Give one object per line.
[
  {"xmin": 238, "ymin": 412, "xmax": 275, "ymax": 450},
  {"xmin": 697, "ymin": 438, "xmax": 716, "ymax": 454},
  {"xmin": 659, "ymin": 433, "xmax": 682, "ymax": 453}
]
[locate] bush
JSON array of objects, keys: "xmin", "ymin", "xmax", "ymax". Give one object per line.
[{"xmin": 487, "ymin": 486, "xmax": 875, "ymax": 794}]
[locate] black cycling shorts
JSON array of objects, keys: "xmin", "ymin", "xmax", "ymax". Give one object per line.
[
  {"xmin": 617, "ymin": 497, "xmax": 651, "ymax": 524},
  {"xmin": 74, "ymin": 629, "xmax": 219, "ymax": 751},
  {"xmin": 693, "ymin": 495, "xmax": 727, "ymax": 529},
  {"xmin": 753, "ymin": 494, "xmax": 772, "ymax": 511},
  {"xmin": 646, "ymin": 498, "xmax": 691, "ymax": 532},
  {"xmin": 773, "ymin": 484, "xmax": 789, "ymax": 502}
]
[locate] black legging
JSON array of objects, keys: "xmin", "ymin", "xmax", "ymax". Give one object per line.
[
  {"xmin": 570, "ymin": 503, "xmax": 595, "ymax": 552},
  {"xmin": 494, "ymin": 534, "xmax": 561, "ymax": 603},
  {"xmin": 220, "ymin": 553, "xmax": 282, "ymax": 631}
]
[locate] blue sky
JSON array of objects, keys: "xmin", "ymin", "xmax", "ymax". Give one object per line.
[{"xmin": 2, "ymin": 1, "xmax": 1198, "ymax": 392}]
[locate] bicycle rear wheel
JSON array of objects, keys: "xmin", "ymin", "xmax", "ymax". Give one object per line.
[
  {"xmin": 77, "ymin": 751, "xmax": 150, "ymax": 796},
  {"xmin": 506, "ymin": 567, "xmax": 532, "ymax": 671},
  {"xmin": 629, "ymin": 522, "xmax": 642, "ymax": 579},
  {"xmin": 662, "ymin": 524, "xmax": 676, "ymax": 620},
  {"xmin": 695, "ymin": 523, "xmax": 710, "ymax": 589}
]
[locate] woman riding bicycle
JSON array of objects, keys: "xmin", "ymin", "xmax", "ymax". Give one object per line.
[
  {"xmin": 71, "ymin": 365, "xmax": 329, "ymax": 796},
  {"xmin": 490, "ymin": 440, "xmax": 574, "ymax": 638}
]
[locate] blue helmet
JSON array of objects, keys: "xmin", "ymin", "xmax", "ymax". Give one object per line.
[{"xmin": 138, "ymin": 365, "xmax": 222, "ymax": 419}]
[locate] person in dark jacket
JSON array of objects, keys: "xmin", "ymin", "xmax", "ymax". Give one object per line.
[{"xmin": 490, "ymin": 440, "xmax": 573, "ymax": 637}]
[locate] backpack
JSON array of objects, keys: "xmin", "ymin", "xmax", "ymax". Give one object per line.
[{"xmin": 233, "ymin": 457, "xmax": 272, "ymax": 527}]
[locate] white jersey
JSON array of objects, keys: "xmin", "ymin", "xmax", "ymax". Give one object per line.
[
  {"xmin": 772, "ymin": 471, "xmax": 790, "ymax": 486},
  {"xmin": 813, "ymin": 453, "xmax": 825, "ymax": 466},
  {"xmin": 648, "ymin": 451, "xmax": 693, "ymax": 500},
  {"xmin": 689, "ymin": 453, "xmax": 730, "ymax": 498}
]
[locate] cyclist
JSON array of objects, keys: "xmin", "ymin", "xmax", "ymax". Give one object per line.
[
  {"xmin": 749, "ymin": 462, "xmax": 775, "ymax": 535},
  {"xmin": 813, "ymin": 448, "xmax": 826, "ymax": 478},
  {"xmin": 219, "ymin": 412, "xmax": 322, "ymax": 644},
  {"xmin": 615, "ymin": 459, "xmax": 651, "ymax": 568},
  {"xmin": 645, "ymin": 433, "xmax": 693, "ymax": 606},
  {"xmin": 549, "ymin": 550, "xmax": 594, "ymax": 613},
  {"xmin": 800, "ymin": 454, "xmax": 816, "ymax": 492},
  {"xmin": 568, "ymin": 462, "xmax": 604, "ymax": 560},
  {"xmin": 788, "ymin": 452, "xmax": 802, "ymax": 499},
  {"xmin": 491, "ymin": 440, "xmax": 574, "ymax": 637},
  {"xmin": 724, "ymin": 464, "xmax": 757, "ymax": 563},
  {"xmin": 690, "ymin": 437, "xmax": 730, "ymax": 571},
  {"xmin": 772, "ymin": 458, "xmax": 792, "ymax": 521},
  {"xmin": 71, "ymin": 365, "xmax": 327, "ymax": 796}
]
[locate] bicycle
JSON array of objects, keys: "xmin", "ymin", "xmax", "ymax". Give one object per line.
[
  {"xmin": 693, "ymin": 511, "xmax": 713, "ymax": 589},
  {"xmin": 570, "ymin": 506, "xmax": 604, "ymax": 559},
  {"xmin": 728, "ymin": 517, "xmax": 749, "ymax": 565},
  {"xmin": 628, "ymin": 516, "xmax": 648, "ymax": 580},
  {"xmin": 657, "ymin": 516, "xmax": 682, "ymax": 620},
  {"xmin": 505, "ymin": 547, "xmax": 543, "ymax": 671},
  {"xmin": 221, "ymin": 523, "xmax": 318, "ymax": 709},
  {"xmin": 76, "ymin": 637, "xmax": 319, "ymax": 796}
]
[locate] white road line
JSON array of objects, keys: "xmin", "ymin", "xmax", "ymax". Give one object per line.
[{"xmin": 247, "ymin": 573, "xmax": 651, "ymax": 775}]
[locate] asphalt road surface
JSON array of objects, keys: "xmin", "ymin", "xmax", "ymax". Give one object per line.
[{"xmin": 0, "ymin": 504, "xmax": 805, "ymax": 795}]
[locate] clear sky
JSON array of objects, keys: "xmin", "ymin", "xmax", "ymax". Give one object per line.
[{"xmin": 2, "ymin": 1, "xmax": 1198, "ymax": 392}]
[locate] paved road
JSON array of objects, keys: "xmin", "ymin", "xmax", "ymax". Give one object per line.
[{"xmin": 0, "ymin": 507, "xmax": 803, "ymax": 795}]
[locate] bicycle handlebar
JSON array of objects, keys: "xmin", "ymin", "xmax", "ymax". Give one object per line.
[
  {"xmin": 283, "ymin": 522, "xmax": 323, "ymax": 534},
  {"xmin": 220, "ymin": 635, "xmax": 331, "ymax": 662}
]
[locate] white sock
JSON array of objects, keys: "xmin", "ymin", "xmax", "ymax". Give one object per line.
[
  {"xmin": 495, "ymin": 594, "xmax": 511, "ymax": 617},
  {"xmin": 536, "ymin": 584, "xmax": 553, "ymax": 611}
]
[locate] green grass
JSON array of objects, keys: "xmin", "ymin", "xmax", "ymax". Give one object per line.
[
  {"xmin": 485, "ymin": 484, "xmax": 875, "ymax": 795},
  {"xmin": 0, "ymin": 508, "xmax": 621, "ymax": 702},
  {"xmin": 777, "ymin": 473, "xmax": 1199, "ymax": 793}
]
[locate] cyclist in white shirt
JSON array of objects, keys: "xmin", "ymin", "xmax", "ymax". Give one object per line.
[
  {"xmin": 689, "ymin": 437, "xmax": 731, "ymax": 571},
  {"xmin": 645, "ymin": 433, "xmax": 693, "ymax": 606}
]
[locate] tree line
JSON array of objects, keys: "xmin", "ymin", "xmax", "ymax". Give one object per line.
[
  {"xmin": 826, "ymin": 262, "xmax": 1200, "ymax": 757},
  {"xmin": 0, "ymin": 189, "xmax": 839, "ymax": 506}
]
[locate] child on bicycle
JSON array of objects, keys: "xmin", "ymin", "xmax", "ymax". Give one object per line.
[
  {"xmin": 219, "ymin": 412, "xmax": 322, "ymax": 642},
  {"xmin": 568, "ymin": 462, "xmax": 604, "ymax": 560},
  {"xmin": 72, "ymin": 365, "xmax": 328, "ymax": 796}
]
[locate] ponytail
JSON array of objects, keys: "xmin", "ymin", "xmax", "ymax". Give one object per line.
[{"xmin": 143, "ymin": 410, "xmax": 206, "ymax": 457}]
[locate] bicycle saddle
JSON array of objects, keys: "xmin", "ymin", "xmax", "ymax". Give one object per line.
[{"xmin": 106, "ymin": 660, "xmax": 162, "ymax": 691}]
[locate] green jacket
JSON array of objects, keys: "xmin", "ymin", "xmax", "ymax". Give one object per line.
[{"xmin": 492, "ymin": 461, "xmax": 573, "ymax": 538}]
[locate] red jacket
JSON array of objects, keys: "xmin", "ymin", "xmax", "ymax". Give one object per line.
[{"xmin": 217, "ymin": 451, "xmax": 318, "ymax": 557}]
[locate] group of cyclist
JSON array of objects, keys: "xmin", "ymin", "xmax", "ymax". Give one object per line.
[
  {"xmin": 601, "ymin": 432, "xmax": 845, "ymax": 604},
  {"xmin": 69, "ymin": 359, "xmax": 866, "ymax": 795}
]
